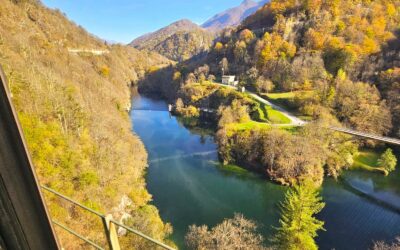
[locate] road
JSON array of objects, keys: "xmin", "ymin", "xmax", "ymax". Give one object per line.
[
  {"xmin": 214, "ymin": 83, "xmax": 306, "ymax": 126},
  {"xmin": 214, "ymin": 83, "xmax": 400, "ymax": 145}
]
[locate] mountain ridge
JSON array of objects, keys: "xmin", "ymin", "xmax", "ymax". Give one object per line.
[
  {"xmin": 202, "ymin": 0, "xmax": 268, "ymax": 31},
  {"xmin": 129, "ymin": 19, "xmax": 214, "ymax": 61},
  {"xmin": 130, "ymin": 19, "xmax": 203, "ymax": 49},
  {"xmin": 129, "ymin": 1, "xmax": 268, "ymax": 61}
]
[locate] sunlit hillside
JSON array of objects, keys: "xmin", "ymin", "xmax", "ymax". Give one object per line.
[{"xmin": 0, "ymin": 0, "xmax": 173, "ymax": 248}]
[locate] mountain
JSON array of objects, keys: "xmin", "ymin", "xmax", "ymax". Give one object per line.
[
  {"xmin": 130, "ymin": 19, "xmax": 199, "ymax": 49},
  {"xmin": 202, "ymin": 0, "xmax": 268, "ymax": 32},
  {"xmin": 129, "ymin": 1, "xmax": 270, "ymax": 61},
  {"xmin": 130, "ymin": 19, "xmax": 214, "ymax": 61}
]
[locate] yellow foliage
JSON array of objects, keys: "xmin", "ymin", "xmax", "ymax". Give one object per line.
[
  {"xmin": 386, "ymin": 3, "xmax": 396, "ymax": 17},
  {"xmin": 304, "ymin": 0, "xmax": 322, "ymax": 12},
  {"xmin": 305, "ymin": 29, "xmax": 325, "ymax": 50},
  {"xmin": 0, "ymin": 0, "xmax": 173, "ymax": 247},
  {"xmin": 99, "ymin": 65, "xmax": 110, "ymax": 77},
  {"xmin": 214, "ymin": 42, "xmax": 224, "ymax": 51},
  {"xmin": 173, "ymin": 71, "xmax": 181, "ymax": 81},
  {"xmin": 270, "ymin": 0, "xmax": 297, "ymax": 14},
  {"xmin": 259, "ymin": 32, "xmax": 296, "ymax": 66},
  {"xmin": 362, "ymin": 37, "xmax": 380, "ymax": 54},
  {"xmin": 148, "ymin": 65, "xmax": 160, "ymax": 73}
]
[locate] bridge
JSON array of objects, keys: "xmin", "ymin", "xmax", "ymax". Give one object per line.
[
  {"xmin": 329, "ymin": 127, "xmax": 400, "ymax": 146},
  {"xmin": 212, "ymin": 83, "xmax": 400, "ymax": 146}
]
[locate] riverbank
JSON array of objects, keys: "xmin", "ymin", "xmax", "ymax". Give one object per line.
[{"xmin": 131, "ymin": 94, "xmax": 400, "ymax": 250}]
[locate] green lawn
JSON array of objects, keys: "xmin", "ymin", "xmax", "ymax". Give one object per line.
[
  {"xmin": 263, "ymin": 91, "xmax": 315, "ymax": 121},
  {"xmin": 255, "ymin": 101, "xmax": 291, "ymax": 124},
  {"xmin": 226, "ymin": 121, "xmax": 296, "ymax": 133},
  {"xmin": 352, "ymin": 150, "xmax": 387, "ymax": 175},
  {"xmin": 265, "ymin": 92, "xmax": 297, "ymax": 100},
  {"xmin": 265, "ymin": 91, "xmax": 314, "ymax": 101},
  {"xmin": 264, "ymin": 104, "xmax": 291, "ymax": 124}
]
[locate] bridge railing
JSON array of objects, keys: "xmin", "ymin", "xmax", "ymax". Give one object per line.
[{"xmin": 41, "ymin": 185, "xmax": 176, "ymax": 250}]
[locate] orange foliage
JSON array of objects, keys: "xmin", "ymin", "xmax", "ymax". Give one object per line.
[
  {"xmin": 239, "ymin": 29, "xmax": 255, "ymax": 43},
  {"xmin": 305, "ymin": 29, "xmax": 326, "ymax": 50}
]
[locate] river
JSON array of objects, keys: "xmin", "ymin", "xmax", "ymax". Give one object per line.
[{"xmin": 130, "ymin": 94, "xmax": 400, "ymax": 250}]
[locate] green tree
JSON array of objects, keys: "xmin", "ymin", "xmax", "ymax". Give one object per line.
[
  {"xmin": 274, "ymin": 180, "xmax": 325, "ymax": 250},
  {"xmin": 378, "ymin": 149, "xmax": 397, "ymax": 173}
]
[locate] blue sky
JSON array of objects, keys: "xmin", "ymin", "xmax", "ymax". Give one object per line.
[{"xmin": 42, "ymin": 0, "xmax": 245, "ymax": 44}]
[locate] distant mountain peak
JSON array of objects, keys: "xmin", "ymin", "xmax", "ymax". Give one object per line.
[
  {"xmin": 129, "ymin": 19, "xmax": 202, "ymax": 48},
  {"xmin": 169, "ymin": 19, "xmax": 198, "ymax": 28},
  {"xmin": 242, "ymin": 0, "xmax": 255, "ymax": 5},
  {"xmin": 129, "ymin": 19, "xmax": 213, "ymax": 61},
  {"xmin": 202, "ymin": 0, "xmax": 268, "ymax": 32}
]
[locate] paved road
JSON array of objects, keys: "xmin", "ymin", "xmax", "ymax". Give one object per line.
[
  {"xmin": 215, "ymin": 83, "xmax": 306, "ymax": 126},
  {"xmin": 246, "ymin": 92, "xmax": 307, "ymax": 126}
]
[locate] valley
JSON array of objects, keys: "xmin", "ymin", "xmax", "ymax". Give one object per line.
[{"xmin": 1, "ymin": 0, "xmax": 400, "ymax": 249}]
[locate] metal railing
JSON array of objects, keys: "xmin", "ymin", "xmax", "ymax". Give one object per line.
[{"xmin": 41, "ymin": 185, "xmax": 176, "ymax": 250}]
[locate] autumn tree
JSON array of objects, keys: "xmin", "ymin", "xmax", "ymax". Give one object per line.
[
  {"xmin": 220, "ymin": 57, "xmax": 229, "ymax": 75},
  {"xmin": 257, "ymin": 32, "xmax": 296, "ymax": 68},
  {"xmin": 255, "ymin": 76, "xmax": 275, "ymax": 93},
  {"xmin": 185, "ymin": 213, "xmax": 266, "ymax": 250},
  {"xmin": 208, "ymin": 74, "xmax": 216, "ymax": 83},
  {"xmin": 274, "ymin": 180, "xmax": 325, "ymax": 250},
  {"xmin": 175, "ymin": 98, "xmax": 184, "ymax": 113},
  {"xmin": 378, "ymin": 68, "xmax": 400, "ymax": 136},
  {"xmin": 239, "ymin": 29, "xmax": 255, "ymax": 43},
  {"xmin": 186, "ymin": 73, "xmax": 197, "ymax": 84},
  {"xmin": 214, "ymin": 42, "xmax": 224, "ymax": 52},
  {"xmin": 373, "ymin": 237, "xmax": 400, "ymax": 250},
  {"xmin": 334, "ymin": 78, "xmax": 392, "ymax": 136},
  {"xmin": 218, "ymin": 100, "xmax": 251, "ymax": 128}
]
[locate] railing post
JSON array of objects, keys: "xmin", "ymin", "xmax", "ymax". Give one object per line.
[{"xmin": 102, "ymin": 214, "xmax": 121, "ymax": 250}]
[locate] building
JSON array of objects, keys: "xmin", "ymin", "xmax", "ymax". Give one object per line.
[{"xmin": 222, "ymin": 75, "xmax": 239, "ymax": 86}]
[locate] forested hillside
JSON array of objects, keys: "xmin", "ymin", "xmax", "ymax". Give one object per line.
[
  {"xmin": 0, "ymin": 0, "xmax": 173, "ymax": 248},
  {"xmin": 139, "ymin": 0, "xmax": 400, "ymax": 185},
  {"xmin": 209, "ymin": 0, "xmax": 400, "ymax": 136},
  {"xmin": 130, "ymin": 19, "xmax": 214, "ymax": 61}
]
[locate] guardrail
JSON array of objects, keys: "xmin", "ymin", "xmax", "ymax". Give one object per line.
[
  {"xmin": 0, "ymin": 65, "xmax": 59, "ymax": 249},
  {"xmin": 41, "ymin": 185, "xmax": 176, "ymax": 250}
]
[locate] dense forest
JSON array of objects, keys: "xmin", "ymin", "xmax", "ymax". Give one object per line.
[{"xmin": 0, "ymin": 0, "xmax": 174, "ymax": 248}]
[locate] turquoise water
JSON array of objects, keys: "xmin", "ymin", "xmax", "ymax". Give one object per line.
[{"xmin": 131, "ymin": 95, "xmax": 400, "ymax": 250}]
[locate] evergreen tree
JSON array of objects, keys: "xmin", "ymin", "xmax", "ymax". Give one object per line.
[
  {"xmin": 274, "ymin": 180, "xmax": 325, "ymax": 250},
  {"xmin": 378, "ymin": 149, "xmax": 398, "ymax": 173}
]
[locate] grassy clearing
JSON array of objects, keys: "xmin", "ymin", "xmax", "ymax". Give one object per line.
[
  {"xmin": 352, "ymin": 150, "xmax": 387, "ymax": 175},
  {"xmin": 217, "ymin": 164, "xmax": 250, "ymax": 175},
  {"xmin": 256, "ymin": 101, "xmax": 291, "ymax": 124},
  {"xmin": 226, "ymin": 121, "xmax": 297, "ymax": 133},
  {"xmin": 266, "ymin": 92, "xmax": 297, "ymax": 100},
  {"xmin": 265, "ymin": 105, "xmax": 291, "ymax": 124},
  {"xmin": 265, "ymin": 91, "xmax": 314, "ymax": 101}
]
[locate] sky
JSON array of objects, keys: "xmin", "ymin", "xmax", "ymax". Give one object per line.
[{"xmin": 42, "ymin": 0, "xmax": 245, "ymax": 44}]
